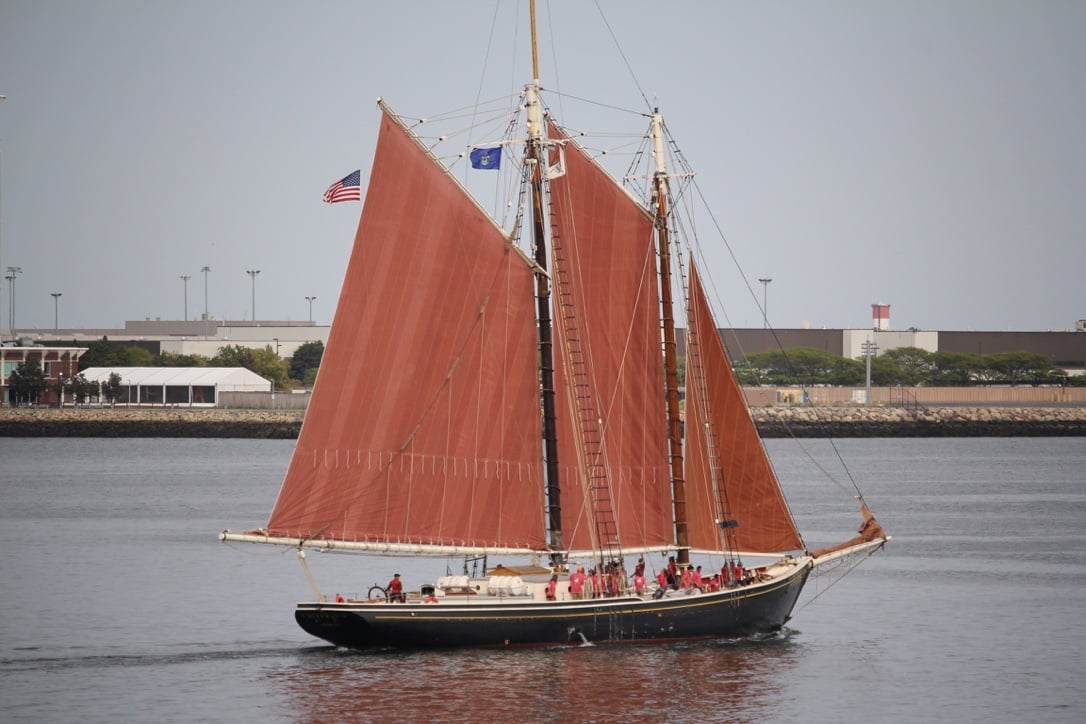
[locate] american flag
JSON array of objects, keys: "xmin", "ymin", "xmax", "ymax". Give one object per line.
[{"xmin": 323, "ymin": 170, "xmax": 361, "ymax": 203}]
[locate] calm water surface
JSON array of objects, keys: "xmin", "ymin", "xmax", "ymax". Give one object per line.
[{"xmin": 1, "ymin": 436, "xmax": 1083, "ymax": 723}]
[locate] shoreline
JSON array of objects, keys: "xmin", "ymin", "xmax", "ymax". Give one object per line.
[{"xmin": 1, "ymin": 405, "xmax": 1084, "ymax": 438}]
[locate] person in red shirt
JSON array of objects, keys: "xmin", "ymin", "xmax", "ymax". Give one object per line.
[
  {"xmin": 589, "ymin": 569, "xmax": 603, "ymax": 598},
  {"xmin": 387, "ymin": 573, "xmax": 405, "ymax": 603},
  {"xmin": 666, "ymin": 556, "xmax": 678, "ymax": 588},
  {"xmin": 691, "ymin": 565, "xmax": 704, "ymax": 591},
  {"xmin": 633, "ymin": 572, "xmax": 646, "ymax": 596},
  {"xmin": 545, "ymin": 574, "xmax": 558, "ymax": 601},
  {"xmin": 569, "ymin": 566, "xmax": 586, "ymax": 599}
]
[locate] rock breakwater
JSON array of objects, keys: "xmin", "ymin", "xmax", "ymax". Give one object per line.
[{"xmin": 1, "ymin": 405, "xmax": 1084, "ymax": 438}]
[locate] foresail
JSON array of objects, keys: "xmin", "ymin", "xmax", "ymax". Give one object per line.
[
  {"xmin": 545, "ymin": 119, "xmax": 674, "ymax": 552},
  {"xmin": 684, "ymin": 263, "xmax": 804, "ymax": 554},
  {"xmin": 266, "ymin": 104, "xmax": 546, "ymax": 551}
]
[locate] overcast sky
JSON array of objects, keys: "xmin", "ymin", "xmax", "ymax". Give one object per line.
[{"xmin": 1, "ymin": 1, "xmax": 1083, "ymax": 333}]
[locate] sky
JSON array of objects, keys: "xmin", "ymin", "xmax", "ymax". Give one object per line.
[{"xmin": 0, "ymin": 0, "xmax": 1083, "ymax": 333}]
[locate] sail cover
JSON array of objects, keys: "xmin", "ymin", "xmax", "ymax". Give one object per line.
[
  {"xmin": 546, "ymin": 120, "xmax": 674, "ymax": 552},
  {"xmin": 684, "ymin": 264, "xmax": 804, "ymax": 554},
  {"xmin": 267, "ymin": 107, "xmax": 547, "ymax": 550}
]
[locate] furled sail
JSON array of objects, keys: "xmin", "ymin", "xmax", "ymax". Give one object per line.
[
  {"xmin": 266, "ymin": 105, "xmax": 547, "ymax": 551},
  {"xmin": 545, "ymin": 119, "xmax": 674, "ymax": 552},
  {"xmin": 683, "ymin": 263, "xmax": 804, "ymax": 554}
]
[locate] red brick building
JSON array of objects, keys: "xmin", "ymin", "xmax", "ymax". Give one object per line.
[{"xmin": 1, "ymin": 345, "xmax": 87, "ymax": 406}]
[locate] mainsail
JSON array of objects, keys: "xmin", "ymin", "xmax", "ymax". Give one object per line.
[
  {"xmin": 266, "ymin": 106, "xmax": 547, "ymax": 552},
  {"xmin": 545, "ymin": 119, "xmax": 674, "ymax": 553}
]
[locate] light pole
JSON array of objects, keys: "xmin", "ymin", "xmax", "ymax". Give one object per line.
[
  {"xmin": 246, "ymin": 269, "xmax": 260, "ymax": 321},
  {"xmin": 0, "ymin": 96, "xmax": 6, "ymax": 342},
  {"xmin": 758, "ymin": 277, "xmax": 772, "ymax": 329},
  {"xmin": 51, "ymin": 292, "xmax": 61, "ymax": 329},
  {"xmin": 6, "ymin": 265, "xmax": 21, "ymax": 336},
  {"xmin": 180, "ymin": 275, "xmax": 191, "ymax": 321},
  {"xmin": 201, "ymin": 266, "xmax": 211, "ymax": 339},
  {"xmin": 305, "ymin": 295, "xmax": 316, "ymax": 323}
]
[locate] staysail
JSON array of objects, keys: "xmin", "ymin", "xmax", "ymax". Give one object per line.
[
  {"xmin": 265, "ymin": 105, "xmax": 547, "ymax": 552},
  {"xmin": 545, "ymin": 119, "xmax": 674, "ymax": 553},
  {"xmin": 683, "ymin": 262, "xmax": 805, "ymax": 554}
]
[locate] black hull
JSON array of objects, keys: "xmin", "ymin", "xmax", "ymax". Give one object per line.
[{"xmin": 295, "ymin": 563, "xmax": 810, "ymax": 649}]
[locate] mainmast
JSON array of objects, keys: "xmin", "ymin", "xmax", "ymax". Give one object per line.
[
  {"xmin": 527, "ymin": 0, "xmax": 563, "ymax": 559},
  {"xmin": 652, "ymin": 111, "xmax": 690, "ymax": 567}
]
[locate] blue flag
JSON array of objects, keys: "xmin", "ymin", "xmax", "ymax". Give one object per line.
[{"xmin": 470, "ymin": 146, "xmax": 502, "ymax": 170}]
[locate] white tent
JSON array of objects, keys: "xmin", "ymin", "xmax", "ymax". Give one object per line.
[{"xmin": 80, "ymin": 367, "xmax": 270, "ymax": 406}]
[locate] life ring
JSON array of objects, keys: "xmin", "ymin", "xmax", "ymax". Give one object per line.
[{"xmin": 368, "ymin": 585, "xmax": 388, "ymax": 602}]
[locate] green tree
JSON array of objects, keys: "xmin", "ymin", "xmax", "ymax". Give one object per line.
[
  {"xmin": 8, "ymin": 360, "xmax": 48, "ymax": 404},
  {"xmin": 80, "ymin": 337, "xmax": 125, "ymax": 367},
  {"xmin": 102, "ymin": 372, "xmax": 124, "ymax": 404},
  {"xmin": 212, "ymin": 344, "xmax": 292, "ymax": 391},
  {"xmin": 71, "ymin": 374, "xmax": 97, "ymax": 404},
  {"xmin": 829, "ymin": 355, "xmax": 865, "ymax": 385},
  {"xmin": 118, "ymin": 346, "xmax": 156, "ymax": 366},
  {"xmin": 288, "ymin": 340, "xmax": 324, "ymax": 382},
  {"xmin": 985, "ymin": 351, "xmax": 1062, "ymax": 385},
  {"xmin": 881, "ymin": 347, "xmax": 934, "ymax": 386},
  {"xmin": 930, "ymin": 351, "xmax": 978, "ymax": 386},
  {"xmin": 158, "ymin": 352, "xmax": 210, "ymax": 367},
  {"xmin": 79, "ymin": 337, "xmax": 156, "ymax": 367}
]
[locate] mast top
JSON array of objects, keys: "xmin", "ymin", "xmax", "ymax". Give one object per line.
[{"xmin": 530, "ymin": 0, "xmax": 540, "ymax": 83}]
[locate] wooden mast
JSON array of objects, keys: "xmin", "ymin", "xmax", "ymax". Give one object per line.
[
  {"xmin": 527, "ymin": 0, "xmax": 564, "ymax": 558},
  {"xmin": 652, "ymin": 111, "xmax": 690, "ymax": 567}
]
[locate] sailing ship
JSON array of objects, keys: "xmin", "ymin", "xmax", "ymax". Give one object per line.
[{"xmin": 221, "ymin": 4, "xmax": 888, "ymax": 649}]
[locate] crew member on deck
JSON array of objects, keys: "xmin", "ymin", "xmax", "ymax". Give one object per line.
[
  {"xmin": 569, "ymin": 566, "xmax": 586, "ymax": 599},
  {"xmin": 546, "ymin": 574, "xmax": 558, "ymax": 601},
  {"xmin": 388, "ymin": 573, "xmax": 405, "ymax": 603}
]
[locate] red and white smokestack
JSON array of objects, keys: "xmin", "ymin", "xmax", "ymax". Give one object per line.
[{"xmin": 871, "ymin": 303, "xmax": 890, "ymax": 331}]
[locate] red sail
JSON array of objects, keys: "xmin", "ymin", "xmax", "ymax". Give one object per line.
[
  {"xmin": 546, "ymin": 121, "xmax": 674, "ymax": 551},
  {"xmin": 267, "ymin": 107, "xmax": 546, "ymax": 550},
  {"xmin": 684, "ymin": 264, "xmax": 804, "ymax": 553}
]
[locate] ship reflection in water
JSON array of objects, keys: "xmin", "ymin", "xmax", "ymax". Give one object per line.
[{"xmin": 266, "ymin": 634, "xmax": 799, "ymax": 720}]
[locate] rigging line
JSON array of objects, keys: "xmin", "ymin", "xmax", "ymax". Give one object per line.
[
  {"xmin": 468, "ymin": 1, "xmax": 504, "ymax": 140},
  {"xmin": 591, "ymin": 0, "xmax": 653, "ymax": 114},
  {"xmin": 791, "ymin": 547, "xmax": 882, "ymax": 617},
  {"xmin": 544, "ymin": 88, "xmax": 647, "ymax": 118}
]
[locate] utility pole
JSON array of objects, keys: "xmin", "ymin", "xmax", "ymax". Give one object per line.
[
  {"xmin": 863, "ymin": 339, "xmax": 879, "ymax": 404},
  {"xmin": 51, "ymin": 292, "xmax": 61, "ymax": 329}
]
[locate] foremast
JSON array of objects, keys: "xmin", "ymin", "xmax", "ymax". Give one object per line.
[
  {"xmin": 527, "ymin": 0, "xmax": 564, "ymax": 562},
  {"xmin": 651, "ymin": 112, "xmax": 690, "ymax": 567}
]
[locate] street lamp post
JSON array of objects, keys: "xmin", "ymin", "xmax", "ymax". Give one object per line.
[
  {"xmin": 6, "ymin": 265, "xmax": 21, "ymax": 336},
  {"xmin": 305, "ymin": 295, "xmax": 316, "ymax": 323},
  {"xmin": 246, "ymin": 269, "xmax": 260, "ymax": 322},
  {"xmin": 0, "ymin": 96, "xmax": 6, "ymax": 342},
  {"xmin": 51, "ymin": 292, "xmax": 61, "ymax": 329},
  {"xmin": 201, "ymin": 266, "xmax": 211, "ymax": 340},
  {"xmin": 180, "ymin": 275, "xmax": 191, "ymax": 321},
  {"xmin": 758, "ymin": 277, "xmax": 772, "ymax": 329}
]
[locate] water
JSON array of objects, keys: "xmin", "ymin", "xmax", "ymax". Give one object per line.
[{"xmin": 1, "ymin": 437, "xmax": 1083, "ymax": 722}]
